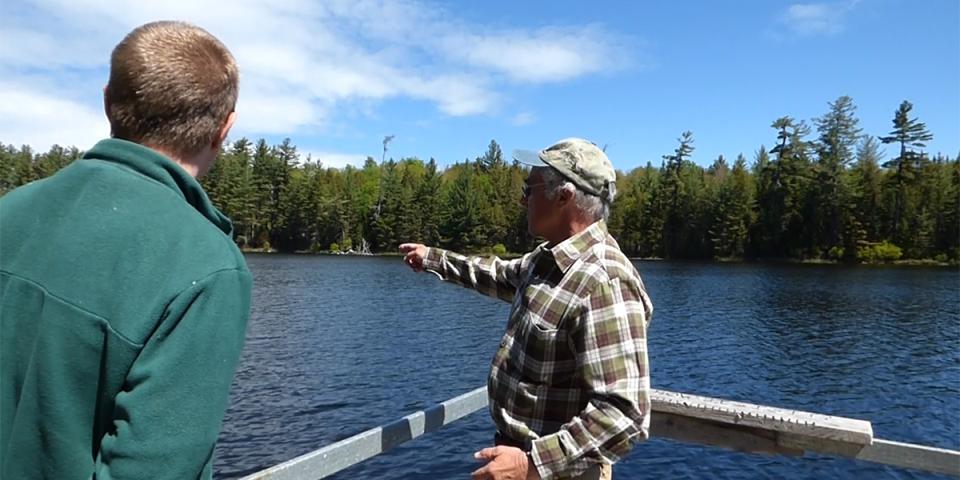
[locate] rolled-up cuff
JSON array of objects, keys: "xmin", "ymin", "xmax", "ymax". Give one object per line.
[
  {"xmin": 530, "ymin": 434, "xmax": 565, "ymax": 480},
  {"xmin": 422, "ymin": 247, "xmax": 446, "ymax": 273}
]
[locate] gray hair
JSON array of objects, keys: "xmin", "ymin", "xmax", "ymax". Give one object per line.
[{"xmin": 539, "ymin": 167, "xmax": 615, "ymax": 222}]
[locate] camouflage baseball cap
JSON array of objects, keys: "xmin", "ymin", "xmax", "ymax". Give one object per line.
[{"xmin": 513, "ymin": 138, "xmax": 617, "ymax": 203}]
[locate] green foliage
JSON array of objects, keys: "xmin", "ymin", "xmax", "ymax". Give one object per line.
[
  {"xmin": 827, "ymin": 246, "xmax": 845, "ymax": 260},
  {"xmin": 879, "ymin": 100, "xmax": 935, "ymax": 248},
  {"xmin": 710, "ymin": 154, "xmax": 753, "ymax": 259},
  {"xmin": 3, "ymin": 99, "xmax": 954, "ymax": 263},
  {"xmin": 812, "ymin": 96, "xmax": 862, "ymax": 254},
  {"xmin": 857, "ymin": 242, "xmax": 903, "ymax": 263}
]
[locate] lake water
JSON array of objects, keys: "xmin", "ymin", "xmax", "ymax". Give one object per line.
[{"xmin": 214, "ymin": 255, "xmax": 959, "ymax": 479}]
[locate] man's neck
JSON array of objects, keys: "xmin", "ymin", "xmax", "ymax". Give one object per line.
[
  {"xmin": 146, "ymin": 144, "xmax": 205, "ymax": 178},
  {"xmin": 171, "ymin": 159, "xmax": 202, "ymax": 178},
  {"xmin": 545, "ymin": 217, "xmax": 596, "ymax": 246}
]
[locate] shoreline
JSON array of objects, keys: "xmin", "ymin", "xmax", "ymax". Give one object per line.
[
  {"xmin": 240, "ymin": 249, "xmax": 957, "ymax": 267},
  {"xmin": 627, "ymin": 256, "xmax": 956, "ymax": 268}
]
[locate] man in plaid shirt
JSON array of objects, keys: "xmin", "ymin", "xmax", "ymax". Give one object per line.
[{"xmin": 400, "ymin": 138, "xmax": 653, "ymax": 480}]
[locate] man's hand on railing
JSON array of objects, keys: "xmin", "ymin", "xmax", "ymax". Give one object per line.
[
  {"xmin": 399, "ymin": 243, "xmax": 428, "ymax": 272},
  {"xmin": 471, "ymin": 446, "xmax": 541, "ymax": 480}
]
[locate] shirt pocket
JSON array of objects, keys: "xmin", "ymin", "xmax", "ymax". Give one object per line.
[
  {"xmin": 519, "ymin": 285, "xmax": 574, "ymax": 331},
  {"xmin": 513, "ymin": 297, "xmax": 577, "ymax": 384}
]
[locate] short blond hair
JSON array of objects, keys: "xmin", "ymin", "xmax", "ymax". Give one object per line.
[{"xmin": 106, "ymin": 21, "xmax": 239, "ymax": 158}]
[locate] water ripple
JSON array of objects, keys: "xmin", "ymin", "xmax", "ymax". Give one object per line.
[{"xmin": 215, "ymin": 256, "xmax": 960, "ymax": 479}]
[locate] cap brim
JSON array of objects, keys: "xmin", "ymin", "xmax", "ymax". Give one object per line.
[{"xmin": 512, "ymin": 149, "xmax": 545, "ymax": 167}]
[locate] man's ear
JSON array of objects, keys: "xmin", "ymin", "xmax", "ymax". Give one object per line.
[
  {"xmin": 103, "ymin": 86, "xmax": 111, "ymax": 119},
  {"xmin": 214, "ymin": 111, "xmax": 237, "ymax": 149},
  {"xmin": 557, "ymin": 185, "xmax": 575, "ymax": 207}
]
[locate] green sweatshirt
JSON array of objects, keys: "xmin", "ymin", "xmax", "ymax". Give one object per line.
[{"xmin": 0, "ymin": 138, "xmax": 252, "ymax": 479}]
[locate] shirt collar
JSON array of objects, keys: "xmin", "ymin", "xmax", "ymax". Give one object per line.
[
  {"xmin": 83, "ymin": 138, "xmax": 233, "ymax": 236},
  {"xmin": 544, "ymin": 220, "xmax": 608, "ymax": 272}
]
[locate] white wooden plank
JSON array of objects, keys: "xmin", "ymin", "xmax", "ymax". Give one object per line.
[
  {"xmin": 239, "ymin": 386, "xmax": 960, "ymax": 479},
  {"xmin": 652, "ymin": 412, "xmax": 804, "ymax": 456},
  {"xmin": 651, "ymin": 389, "xmax": 873, "ymax": 446},
  {"xmin": 856, "ymin": 439, "xmax": 960, "ymax": 477},
  {"xmin": 240, "ymin": 387, "xmax": 487, "ymax": 480}
]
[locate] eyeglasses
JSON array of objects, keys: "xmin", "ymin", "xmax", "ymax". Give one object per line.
[{"xmin": 521, "ymin": 182, "xmax": 548, "ymax": 199}]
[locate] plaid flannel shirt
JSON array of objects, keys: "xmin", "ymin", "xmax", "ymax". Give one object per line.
[{"xmin": 422, "ymin": 220, "xmax": 653, "ymax": 480}]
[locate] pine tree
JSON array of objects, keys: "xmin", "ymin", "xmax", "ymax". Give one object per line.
[
  {"xmin": 442, "ymin": 163, "xmax": 485, "ymax": 251},
  {"xmin": 33, "ymin": 145, "xmax": 81, "ymax": 179},
  {"xmin": 418, "ymin": 158, "xmax": 443, "ymax": 246},
  {"xmin": 749, "ymin": 146, "xmax": 774, "ymax": 256},
  {"xmin": 813, "ymin": 96, "xmax": 862, "ymax": 255},
  {"xmin": 768, "ymin": 117, "xmax": 814, "ymax": 257},
  {"xmin": 4, "ymin": 101, "xmax": 950, "ymax": 261},
  {"xmin": 711, "ymin": 154, "xmax": 754, "ymax": 258},
  {"xmin": 879, "ymin": 100, "xmax": 934, "ymax": 244},
  {"xmin": 942, "ymin": 155, "xmax": 960, "ymax": 260},
  {"xmin": 660, "ymin": 131, "xmax": 694, "ymax": 257},
  {"xmin": 850, "ymin": 137, "xmax": 886, "ymax": 246},
  {"xmin": 480, "ymin": 139, "xmax": 506, "ymax": 171},
  {"xmin": 370, "ymin": 159, "xmax": 400, "ymax": 250}
]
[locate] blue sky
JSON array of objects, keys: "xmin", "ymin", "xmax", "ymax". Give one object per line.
[{"xmin": 1, "ymin": 0, "xmax": 956, "ymax": 170}]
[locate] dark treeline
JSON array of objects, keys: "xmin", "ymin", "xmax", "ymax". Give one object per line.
[{"xmin": 2, "ymin": 97, "xmax": 958, "ymax": 262}]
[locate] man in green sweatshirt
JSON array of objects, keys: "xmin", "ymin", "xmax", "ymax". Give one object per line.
[{"xmin": 0, "ymin": 21, "xmax": 251, "ymax": 479}]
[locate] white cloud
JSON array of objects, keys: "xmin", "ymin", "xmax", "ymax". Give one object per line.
[
  {"xmin": 0, "ymin": 82, "xmax": 109, "ymax": 151},
  {"xmin": 784, "ymin": 3, "xmax": 842, "ymax": 35},
  {"xmin": 0, "ymin": 28, "xmax": 105, "ymax": 69},
  {"xmin": 236, "ymin": 91, "xmax": 326, "ymax": 136},
  {"xmin": 0, "ymin": 0, "xmax": 636, "ymax": 148},
  {"xmin": 511, "ymin": 112, "xmax": 536, "ymax": 127},
  {"xmin": 404, "ymin": 75, "xmax": 499, "ymax": 116},
  {"xmin": 781, "ymin": 0, "xmax": 861, "ymax": 36},
  {"xmin": 301, "ymin": 151, "xmax": 370, "ymax": 169},
  {"xmin": 440, "ymin": 26, "xmax": 632, "ymax": 83}
]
